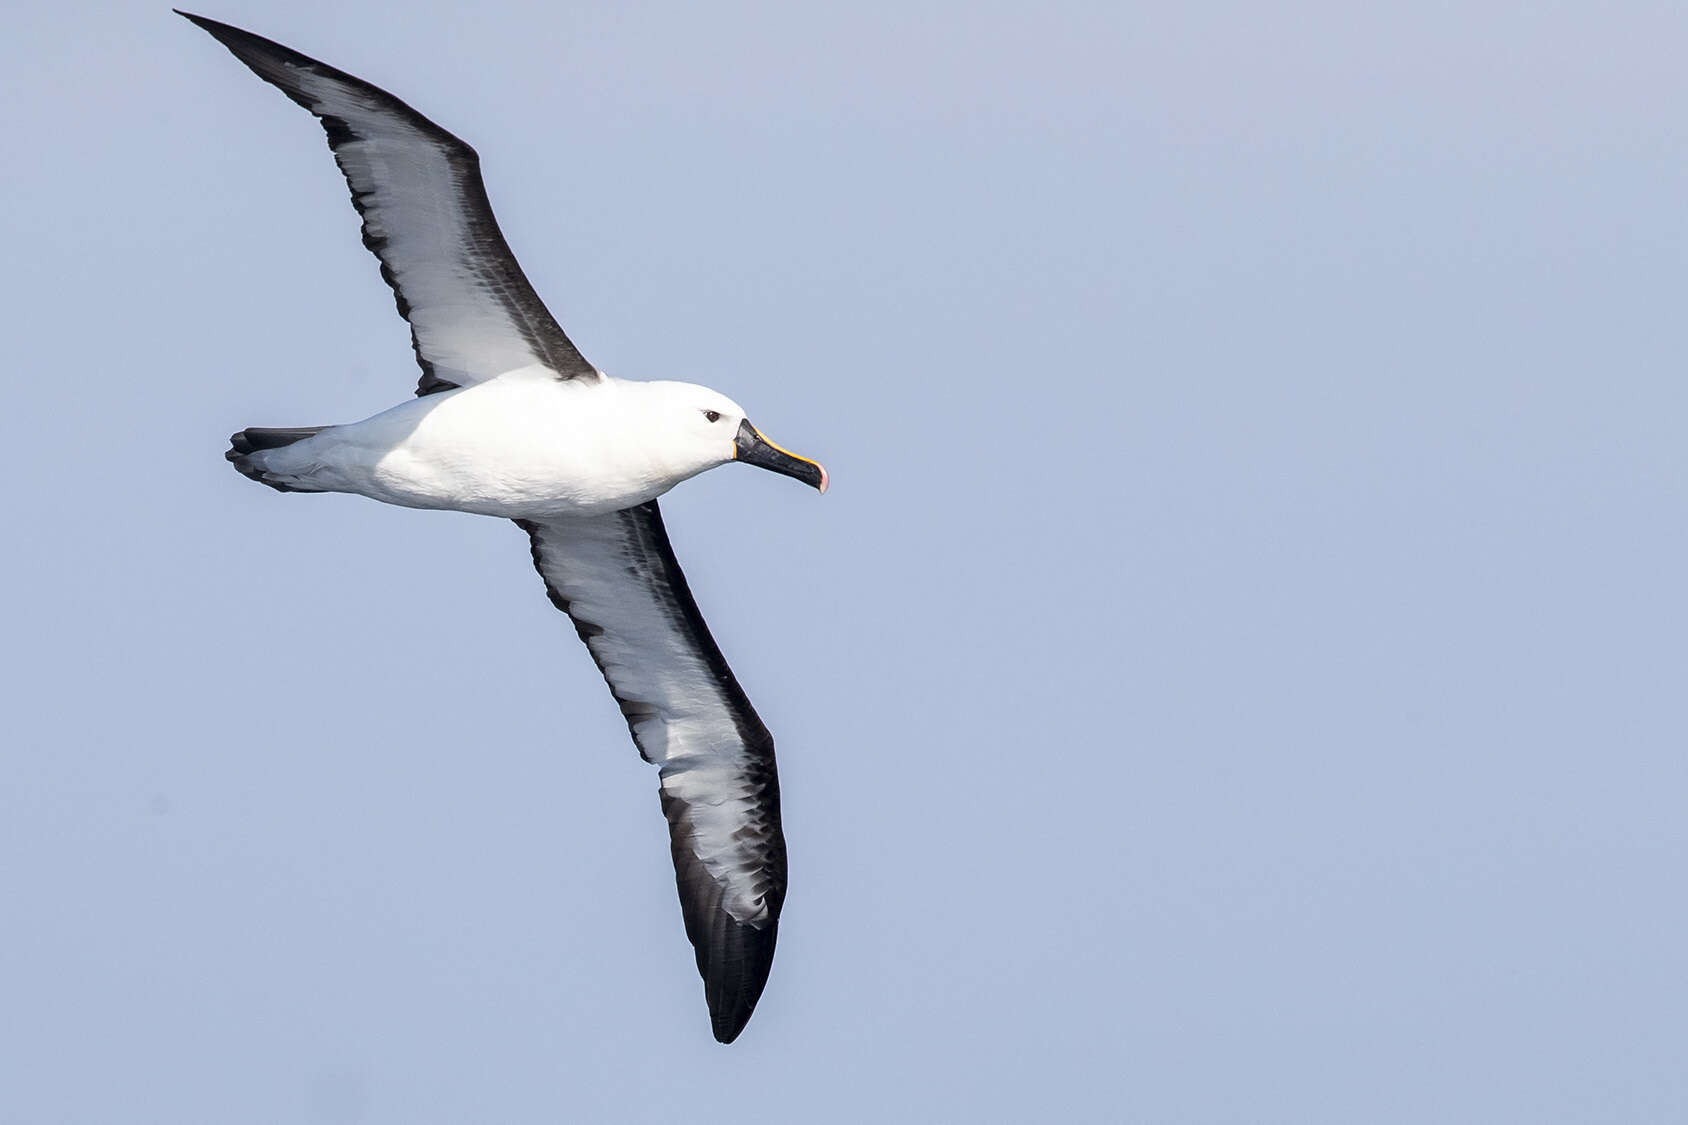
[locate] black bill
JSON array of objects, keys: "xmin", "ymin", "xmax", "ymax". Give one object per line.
[{"xmin": 734, "ymin": 419, "xmax": 828, "ymax": 493}]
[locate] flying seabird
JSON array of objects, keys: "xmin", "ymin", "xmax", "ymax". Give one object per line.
[{"xmin": 181, "ymin": 11, "xmax": 826, "ymax": 1044}]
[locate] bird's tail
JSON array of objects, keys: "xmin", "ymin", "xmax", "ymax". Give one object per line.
[{"xmin": 226, "ymin": 426, "xmax": 327, "ymax": 492}]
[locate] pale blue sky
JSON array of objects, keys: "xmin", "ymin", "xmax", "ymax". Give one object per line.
[{"xmin": 3, "ymin": 2, "xmax": 1685, "ymax": 1121}]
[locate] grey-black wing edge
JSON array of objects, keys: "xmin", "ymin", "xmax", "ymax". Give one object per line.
[
  {"xmin": 179, "ymin": 11, "xmax": 598, "ymax": 395},
  {"xmin": 516, "ymin": 503, "xmax": 787, "ymax": 1044}
]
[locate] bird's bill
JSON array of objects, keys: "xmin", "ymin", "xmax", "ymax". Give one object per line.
[{"xmin": 734, "ymin": 419, "xmax": 828, "ymax": 493}]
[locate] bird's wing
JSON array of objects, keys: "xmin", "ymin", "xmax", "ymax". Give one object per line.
[
  {"xmin": 517, "ymin": 503, "xmax": 788, "ymax": 1044},
  {"xmin": 182, "ymin": 12, "xmax": 598, "ymax": 395}
]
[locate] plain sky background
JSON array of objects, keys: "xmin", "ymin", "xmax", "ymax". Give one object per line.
[{"xmin": 2, "ymin": 1, "xmax": 1685, "ymax": 1121}]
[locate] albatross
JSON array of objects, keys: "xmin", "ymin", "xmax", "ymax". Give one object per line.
[{"xmin": 181, "ymin": 11, "xmax": 826, "ymax": 1044}]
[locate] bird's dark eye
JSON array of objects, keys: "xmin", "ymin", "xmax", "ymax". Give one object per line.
[{"xmin": 703, "ymin": 410, "xmax": 721, "ymax": 423}]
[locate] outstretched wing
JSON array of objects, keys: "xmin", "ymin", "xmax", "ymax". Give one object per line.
[
  {"xmin": 181, "ymin": 12, "xmax": 598, "ymax": 395},
  {"xmin": 517, "ymin": 504, "xmax": 788, "ymax": 1044}
]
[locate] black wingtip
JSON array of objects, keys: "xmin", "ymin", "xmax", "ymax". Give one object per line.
[
  {"xmin": 175, "ymin": 9, "xmax": 323, "ymax": 79},
  {"xmin": 699, "ymin": 917, "xmax": 779, "ymax": 1044},
  {"xmin": 175, "ymin": 10, "xmax": 235, "ymax": 32},
  {"xmin": 174, "ymin": 10, "xmax": 223, "ymax": 33}
]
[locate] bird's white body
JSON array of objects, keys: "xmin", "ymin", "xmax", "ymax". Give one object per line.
[{"xmin": 249, "ymin": 370, "xmax": 746, "ymax": 518}]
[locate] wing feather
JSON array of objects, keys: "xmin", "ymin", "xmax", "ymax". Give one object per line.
[
  {"xmin": 518, "ymin": 504, "xmax": 787, "ymax": 1043},
  {"xmin": 182, "ymin": 12, "xmax": 597, "ymax": 394}
]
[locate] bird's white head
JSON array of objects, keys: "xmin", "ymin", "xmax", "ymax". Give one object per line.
[{"xmin": 638, "ymin": 381, "xmax": 828, "ymax": 494}]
